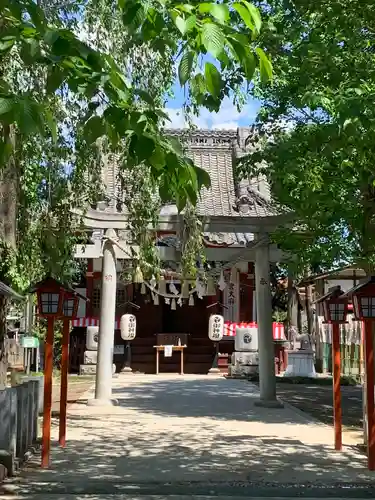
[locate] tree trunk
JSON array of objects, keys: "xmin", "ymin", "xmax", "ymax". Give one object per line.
[{"xmin": 0, "ymin": 125, "xmax": 18, "ymax": 389}]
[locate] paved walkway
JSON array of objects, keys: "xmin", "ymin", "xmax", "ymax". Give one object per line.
[{"xmin": 2, "ymin": 375, "xmax": 375, "ymax": 499}]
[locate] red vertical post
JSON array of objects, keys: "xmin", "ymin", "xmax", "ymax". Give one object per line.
[
  {"xmin": 364, "ymin": 319, "xmax": 375, "ymax": 470},
  {"xmin": 332, "ymin": 323, "xmax": 342, "ymax": 451},
  {"xmin": 59, "ymin": 319, "xmax": 70, "ymax": 447},
  {"xmin": 42, "ymin": 317, "xmax": 54, "ymax": 468}
]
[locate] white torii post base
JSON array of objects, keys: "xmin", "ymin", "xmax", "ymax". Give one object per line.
[{"xmin": 284, "ymin": 350, "xmax": 317, "ymax": 378}]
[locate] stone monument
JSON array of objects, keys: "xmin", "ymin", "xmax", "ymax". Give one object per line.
[
  {"xmin": 284, "ymin": 332, "xmax": 316, "ymax": 378},
  {"xmin": 228, "ymin": 325, "xmax": 259, "ymax": 378},
  {"xmin": 80, "ymin": 326, "xmax": 116, "ymax": 375}
]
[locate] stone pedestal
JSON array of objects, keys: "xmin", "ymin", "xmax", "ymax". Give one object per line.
[
  {"xmin": 228, "ymin": 352, "xmax": 259, "ymax": 378},
  {"xmin": 228, "ymin": 364, "xmax": 258, "ymax": 378},
  {"xmin": 80, "ymin": 363, "xmax": 116, "ymax": 376},
  {"xmin": 284, "ymin": 350, "xmax": 316, "ymax": 378}
]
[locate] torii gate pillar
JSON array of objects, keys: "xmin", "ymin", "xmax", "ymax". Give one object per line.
[
  {"xmin": 254, "ymin": 237, "xmax": 283, "ymax": 408},
  {"xmin": 88, "ymin": 229, "xmax": 118, "ymax": 406}
]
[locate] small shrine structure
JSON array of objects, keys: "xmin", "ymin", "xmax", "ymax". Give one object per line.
[{"xmin": 72, "ymin": 128, "xmax": 293, "ymax": 407}]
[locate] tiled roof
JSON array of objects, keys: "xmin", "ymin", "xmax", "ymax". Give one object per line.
[
  {"xmin": 100, "ymin": 127, "xmax": 279, "ymax": 247},
  {"xmin": 168, "ymin": 128, "xmax": 278, "ymax": 246}
]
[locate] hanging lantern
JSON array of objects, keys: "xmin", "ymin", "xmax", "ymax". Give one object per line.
[
  {"xmin": 229, "ymin": 266, "xmax": 237, "ymax": 284},
  {"xmin": 218, "ymin": 270, "xmax": 226, "ymax": 291},
  {"xmin": 140, "ymin": 283, "xmax": 146, "ymax": 295},
  {"xmin": 181, "ymin": 281, "xmax": 189, "ymax": 299},
  {"xmin": 171, "ymin": 298, "xmax": 176, "ymax": 310},
  {"xmin": 206, "ymin": 278, "xmax": 216, "ymax": 296},
  {"xmin": 153, "ymin": 293, "xmax": 159, "ymax": 306},
  {"xmin": 189, "ymin": 294, "xmax": 194, "ymax": 306},
  {"xmin": 133, "ymin": 266, "xmax": 144, "ymax": 284}
]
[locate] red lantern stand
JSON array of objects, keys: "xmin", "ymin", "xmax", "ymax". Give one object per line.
[
  {"xmin": 59, "ymin": 291, "xmax": 80, "ymax": 448},
  {"xmin": 32, "ymin": 278, "xmax": 66, "ymax": 468},
  {"xmin": 347, "ymin": 278, "xmax": 375, "ymax": 470},
  {"xmin": 30, "ymin": 278, "xmax": 82, "ymax": 468},
  {"xmin": 317, "ymin": 286, "xmax": 349, "ymax": 451}
]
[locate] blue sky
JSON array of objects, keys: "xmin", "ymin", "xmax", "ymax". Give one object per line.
[{"xmin": 165, "ymin": 82, "xmax": 262, "ymax": 130}]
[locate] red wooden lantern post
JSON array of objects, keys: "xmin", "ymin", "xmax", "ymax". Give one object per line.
[
  {"xmin": 346, "ymin": 277, "xmax": 375, "ymax": 470},
  {"xmin": 317, "ymin": 286, "xmax": 349, "ymax": 451},
  {"xmin": 31, "ymin": 278, "xmax": 66, "ymax": 468},
  {"xmin": 59, "ymin": 291, "xmax": 79, "ymax": 448}
]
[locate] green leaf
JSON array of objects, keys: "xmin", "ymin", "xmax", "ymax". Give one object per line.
[
  {"xmin": 195, "ymin": 165, "xmax": 211, "ymax": 190},
  {"xmin": 134, "ymin": 88, "xmax": 154, "ymax": 105},
  {"xmin": 43, "ymin": 29, "xmax": 59, "ymax": 46},
  {"xmin": 149, "ymin": 146, "xmax": 166, "ymax": 169},
  {"xmin": 178, "ymin": 50, "xmax": 194, "ymax": 85},
  {"xmin": 242, "ymin": 1, "xmax": 262, "ymax": 32},
  {"xmin": 167, "ymin": 136, "xmax": 184, "ymax": 155},
  {"xmin": 201, "ymin": 23, "xmax": 225, "ymax": 58},
  {"xmin": 185, "ymin": 15, "xmax": 197, "ymax": 32},
  {"xmin": 177, "ymin": 4, "xmax": 195, "ymax": 14},
  {"xmin": 0, "ymin": 38, "xmax": 15, "ymax": 52},
  {"xmin": 135, "ymin": 134, "xmax": 156, "ymax": 161},
  {"xmin": 17, "ymin": 99, "xmax": 45, "ymax": 136},
  {"xmin": 256, "ymin": 47, "xmax": 273, "ymax": 82},
  {"xmin": 122, "ymin": 2, "xmax": 146, "ymax": 31},
  {"xmin": 84, "ymin": 116, "xmax": 106, "ymax": 144},
  {"xmin": 26, "ymin": 1, "xmax": 46, "ymax": 32},
  {"xmin": 175, "ymin": 15, "xmax": 187, "ymax": 35},
  {"xmin": 0, "ymin": 97, "xmax": 15, "ymax": 116},
  {"xmin": 44, "ymin": 109, "xmax": 57, "ymax": 143},
  {"xmin": 204, "ymin": 62, "xmax": 221, "ymax": 98},
  {"xmin": 233, "ymin": 3, "xmax": 255, "ymax": 31},
  {"xmin": 198, "ymin": 3, "xmax": 213, "ymax": 14},
  {"xmin": 176, "ymin": 192, "xmax": 187, "ymax": 212},
  {"xmin": 208, "ymin": 4, "xmax": 230, "ymax": 24},
  {"xmin": 46, "ymin": 67, "xmax": 66, "ymax": 93},
  {"xmin": 229, "ymin": 39, "xmax": 256, "ymax": 80}
]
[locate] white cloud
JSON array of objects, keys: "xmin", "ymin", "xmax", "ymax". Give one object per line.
[{"xmin": 165, "ymin": 97, "xmax": 261, "ymax": 130}]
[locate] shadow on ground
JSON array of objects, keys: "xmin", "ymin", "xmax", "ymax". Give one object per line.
[
  {"xmin": 275, "ymin": 383, "xmax": 363, "ymax": 430},
  {"xmin": 2, "ymin": 377, "xmax": 374, "ymax": 499}
]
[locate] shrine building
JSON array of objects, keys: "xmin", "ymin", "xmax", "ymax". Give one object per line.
[{"xmin": 69, "ymin": 128, "xmax": 290, "ymax": 377}]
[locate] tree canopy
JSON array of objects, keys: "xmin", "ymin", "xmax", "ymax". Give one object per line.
[
  {"xmin": 0, "ymin": 0, "xmax": 272, "ymax": 289},
  {"xmin": 239, "ymin": 0, "xmax": 375, "ymax": 275}
]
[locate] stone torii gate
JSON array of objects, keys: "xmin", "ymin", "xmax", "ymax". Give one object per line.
[
  {"xmin": 75, "ymin": 128, "xmax": 293, "ymax": 408},
  {"xmin": 78, "ymin": 212, "xmax": 291, "ymax": 409}
]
